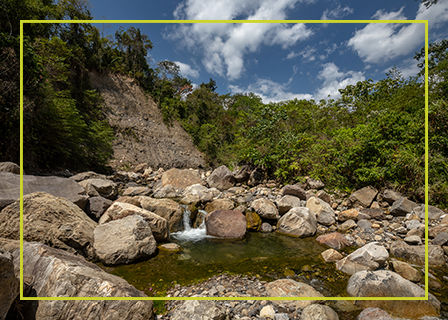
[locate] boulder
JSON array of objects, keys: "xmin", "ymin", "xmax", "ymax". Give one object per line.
[
  {"xmin": 277, "ymin": 207, "xmax": 317, "ymax": 238},
  {"xmin": 321, "ymin": 249, "xmax": 344, "ymax": 262},
  {"xmin": 316, "ymin": 232, "xmax": 350, "ymax": 250},
  {"xmin": 348, "ymin": 187, "xmax": 378, "ymax": 208},
  {"xmin": 390, "ymin": 240, "xmax": 445, "ymax": 267},
  {"xmin": 390, "ymin": 260, "xmax": 421, "ymax": 282},
  {"xmin": 281, "ymin": 185, "xmax": 307, "ymax": 200},
  {"xmin": 246, "ymin": 211, "xmax": 262, "ymax": 231},
  {"xmin": 276, "ymin": 195, "xmax": 302, "ymax": 215},
  {"xmin": 382, "ymin": 189, "xmax": 401, "ymax": 204},
  {"xmin": 79, "ymin": 178, "xmax": 117, "ymax": 200},
  {"xmin": 390, "ymin": 197, "xmax": 419, "ymax": 216},
  {"xmin": 0, "ymin": 192, "xmax": 96, "ymax": 259},
  {"xmin": 250, "ymin": 198, "xmax": 279, "ymax": 220},
  {"xmin": 265, "ymin": 279, "xmax": 324, "ymax": 309},
  {"xmin": 0, "ymin": 172, "xmax": 88, "ymax": 210},
  {"xmin": 206, "ymin": 165, "xmax": 235, "ymax": 191},
  {"xmin": 338, "ymin": 209, "xmax": 359, "ymax": 222},
  {"xmin": 414, "ymin": 204, "xmax": 445, "ymax": 221},
  {"xmin": 338, "ymin": 219, "xmax": 357, "ymax": 232},
  {"xmin": 0, "ymin": 249, "xmax": 18, "ymax": 320},
  {"xmin": 306, "ymin": 197, "xmax": 335, "ymax": 226},
  {"xmin": 432, "ymin": 232, "xmax": 448, "ymax": 246},
  {"xmin": 86, "ymin": 196, "xmax": 112, "ymax": 221},
  {"xmin": 248, "ymin": 168, "xmax": 264, "ymax": 187},
  {"xmin": 99, "ymin": 202, "xmax": 169, "ymax": 242},
  {"xmin": 205, "ymin": 210, "xmax": 246, "ymax": 239},
  {"xmin": 94, "ymin": 215, "xmax": 157, "ymax": 265},
  {"xmin": 139, "ymin": 197, "xmax": 184, "ymax": 232},
  {"xmin": 153, "ymin": 184, "xmax": 179, "ymax": 198},
  {"xmin": 161, "ymin": 168, "xmax": 203, "ymax": 189},
  {"xmin": 14, "ymin": 242, "xmax": 154, "ymax": 320},
  {"xmin": 306, "ymin": 178, "xmax": 325, "ymax": 190},
  {"xmin": 205, "ymin": 199, "xmax": 235, "ymax": 213},
  {"xmin": 0, "ymin": 162, "xmax": 20, "ymax": 174},
  {"xmin": 300, "ymin": 304, "xmax": 339, "ymax": 320},
  {"xmin": 347, "ymin": 270, "xmax": 440, "ymax": 319},
  {"xmin": 355, "ymin": 308, "xmax": 395, "ymax": 320},
  {"xmin": 336, "ymin": 242, "xmax": 388, "ymax": 275},
  {"xmin": 180, "ymin": 184, "xmax": 216, "ymax": 205},
  {"xmin": 122, "ymin": 186, "xmax": 152, "ymax": 197},
  {"xmin": 69, "ymin": 171, "xmax": 106, "ymax": 182},
  {"xmin": 170, "ymin": 300, "xmax": 226, "ymax": 320},
  {"xmin": 234, "ymin": 165, "xmax": 251, "ymax": 183}
]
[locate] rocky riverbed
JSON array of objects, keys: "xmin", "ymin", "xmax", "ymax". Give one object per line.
[{"xmin": 0, "ymin": 160, "xmax": 447, "ymax": 320}]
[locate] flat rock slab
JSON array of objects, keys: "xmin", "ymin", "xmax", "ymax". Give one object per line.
[
  {"xmin": 0, "ymin": 172, "xmax": 88, "ymax": 210},
  {"xmin": 94, "ymin": 215, "xmax": 157, "ymax": 265},
  {"xmin": 0, "ymin": 192, "xmax": 96, "ymax": 259},
  {"xmin": 347, "ymin": 270, "xmax": 440, "ymax": 319},
  {"xmin": 14, "ymin": 242, "xmax": 154, "ymax": 320},
  {"xmin": 205, "ymin": 210, "xmax": 247, "ymax": 239}
]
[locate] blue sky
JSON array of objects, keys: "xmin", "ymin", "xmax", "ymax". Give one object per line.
[{"xmin": 87, "ymin": 0, "xmax": 448, "ymax": 103}]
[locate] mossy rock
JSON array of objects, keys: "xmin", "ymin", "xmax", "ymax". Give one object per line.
[{"xmin": 246, "ymin": 211, "xmax": 262, "ymax": 231}]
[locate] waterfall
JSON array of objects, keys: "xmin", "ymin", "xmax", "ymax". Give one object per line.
[{"xmin": 171, "ymin": 208, "xmax": 209, "ymax": 242}]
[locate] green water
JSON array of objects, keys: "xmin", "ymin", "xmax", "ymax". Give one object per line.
[{"xmin": 98, "ymin": 232, "xmax": 351, "ymax": 297}]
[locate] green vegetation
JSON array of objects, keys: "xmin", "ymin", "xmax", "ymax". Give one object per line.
[{"xmin": 1, "ymin": 1, "xmax": 446, "ymax": 207}]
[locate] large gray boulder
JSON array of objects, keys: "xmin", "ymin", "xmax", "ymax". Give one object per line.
[
  {"xmin": 86, "ymin": 196, "xmax": 112, "ymax": 221},
  {"xmin": 277, "ymin": 207, "xmax": 317, "ymax": 238},
  {"xmin": 276, "ymin": 195, "xmax": 302, "ymax": 215},
  {"xmin": 348, "ymin": 186, "xmax": 378, "ymax": 208},
  {"xmin": 0, "ymin": 192, "xmax": 96, "ymax": 259},
  {"xmin": 347, "ymin": 270, "xmax": 440, "ymax": 319},
  {"xmin": 0, "ymin": 162, "xmax": 20, "ymax": 174},
  {"xmin": 205, "ymin": 210, "xmax": 246, "ymax": 239},
  {"xmin": 306, "ymin": 197, "xmax": 335, "ymax": 226},
  {"xmin": 94, "ymin": 215, "xmax": 157, "ymax": 265},
  {"xmin": 281, "ymin": 184, "xmax": 307, "ymax": 200},
  {"xmin": 0, "ymin": 249, "xmax": 18, "ymax": 320},
  {"xmin": 79, "ymin": 178, "xmax": 117, "ymax": 200},
  {"xmin": 250, "ymin": 198, "xmax": 279, "ymax": 220},
  {"xmin": 0, "ymin": 172, "xmax": 88, "ymax": 210},
  {"xmin": 336, "ymin": 242, "xmax": 388, "ymax": 275},
  {"xmin": 206, "ymin": 165, "xmax": 235, "ymax": 191},
  {"xmin": 139, "ymin": 197, "xmax": 184, "ymax": 232},
  {"xmin": 99, "ymin": 202, "xmax": 169, "ymax": 242},
  {"xmin": 390, "ymin": 240, "xmax": 445, "ymax": 267},
  {"xmin": 14, "ymin": 242, "xmax": 154, "ymax": 320},
  {"xmin": 170, "ymin": 300, "xmax": 226, "ymax": 320}
]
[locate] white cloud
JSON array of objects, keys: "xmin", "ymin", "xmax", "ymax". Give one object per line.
[
  {"xmin": 321, "ymin": 4, "xmax": 354, "ymax": 20},
  {"xmin": 168, "ymin": 0, "xmax": 313, "ymax": 80},
  {"xmin": 174, "ymin": 61, "xmax": 200, "ymax": 78},
  {"xmin": 348, "ymin": 2, "xmax": 448, "ymax": 64},
  {"xmin": 314, "ymin": 62, "xmax": 365, "ymax": 100},
  {"xmin": 383, "ymin": 58, "xmax": 420, "ymax": 79}
]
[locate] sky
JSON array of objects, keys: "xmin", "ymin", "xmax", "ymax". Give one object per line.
[{"xmin": 86, "ymin": 0, "xmax": 448, "ymax": 103}]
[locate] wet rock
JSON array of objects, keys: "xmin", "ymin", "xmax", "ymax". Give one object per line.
[
  {"xmin": 355, "ymin": 307, "xmax": 394, "ymax": 320},
  {"xmin": 205, "ymin": 199, "xmax": 235, "ymax": 213},
  {"xmin": 99, "ymin": 202, "xmax": 169, "ymax": 242},
  {"xmin": 139, "ymin": 197, "xmax": 184, "ymax": 232},
  {"xmin": 306, "ymin": 197, "xmax": 335, "ymax": 226},
  {"xmin": 159, "ymin": 243, "xmax": 182, "ymax": 252},
  {"xmin": 94, "ymin": 215, "xmax": 157, "ymax": 265},
  {"xmin": 0, "ymin": 249, "xmax": 18, "ymax": 320},
  {"xmin": 347, "ymin": 270, "xmax": 440, "ymax": 319},
  {"xmin": 316, "ymin": 232, "xmax": 350, "ymax": 250},
  {"xmin": 382, "ymin": 190, "xmax": 401, "ymax": 205},
  {"xmin": 321, "ymin": 249, "xmax": 344, "ymax": 262},
  {"xmin": 161, "ymin": 168, "xmax": 203, "ymax": 189},
  {"xmin": 336, "ymin": 242, "xmax": 388, "ymax": 275},
  {"xmin": 207, "ymin": 165, "xmax": 235, "ymax": 191},
  {"xmin": 300, "ymin": 304, "xmax": 339, "ymax": 320},
  {"xmin": 266, "ymin": 279, "xmax": 324, "ymax": 309},
  {"xmin": 338, "ymin": 209, "xmax": 359, "ymax": 222},
  {"xmin": 0, "ymin": 162, "xmax": 20, "ymax": 174},
  {"xmin": 0, "ymin": 172, "xmax": 88, "ymax": 210},
  {"xmin": 250, "ymin": 198, "xmax": 279, "ymax": 220},
  {"xmin": 390, "ymin": 197, "xmax": 419, "ymax": 216},
  {"xmin": 276, "ymin": 195, "xmax": 302, "ymax": 215},
  {"xmin": 277, "ymin": 207, "xmax": 317, "ymax": 238},
  {"xmin": 390, "ymin": 260, "xmax": 421, "ymax": 282},
  {"xmin": 390, "ymin": 240, "xmax": 445, "ymax": 267},
  {"xmin": 171, "ymin": 300, "xmax": 226, "ymax": 320},
  {"xmin": 246, "ymin": 211, "xmax": 262, "ymax": 231},
  {"xmin": 306, "ymin": 178, "xmax": 325, "ymax": 190},
  {"xmin": 205, "ymin": 210, "xmax": 247, "ymax": 239},
  {"xmin": 15, "ymin": 242, "xmax": 154, "ymax": 320},
  {"xmin": 281, "ymin": 185, "xmax": 307, "ymax": 200},
  {"xmin": 86, "ymin": 196, "xmax": 112, "ymax": 221},
  {"xmin": 348, "ymin": 187, "xmax": 378, "ymax": 208},
  {"xmin": 0, "ymin": 192, "xmax": 96, "ymax": 259}
]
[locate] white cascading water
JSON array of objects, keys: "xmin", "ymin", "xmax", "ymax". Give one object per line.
[{"xmin": 171, "ymin": 208, "xmax": 209, "ymax": 242}]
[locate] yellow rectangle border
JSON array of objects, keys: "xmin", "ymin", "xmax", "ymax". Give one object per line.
[{"xmin": 20, "ymin": 19, "xmax": 429, "ymax": 301}]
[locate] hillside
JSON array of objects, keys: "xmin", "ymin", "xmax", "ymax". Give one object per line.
[{"xmin": 89, "ymin": 72, "xmax": 205, "ymax": 170}]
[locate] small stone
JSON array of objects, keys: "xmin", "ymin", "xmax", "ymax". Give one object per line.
[
  {"xmin": 260, "ymin": 305, "xmax": 276, "ymax": 319},
  {"xmin": 404, "ymin": 236, "xmax": 422, "ymax": 245},
  {"xmin": 321, "ymin": 249, "xmax": 344, "ymax": 262},
  {"xmin": 338, "ymin": 219, "xmax": 357, "ymax": 232}
]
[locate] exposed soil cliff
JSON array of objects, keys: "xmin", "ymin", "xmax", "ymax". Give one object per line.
[{"xmin": 89, "ymin": 72, "xmax": 205, "ymax": 170}]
